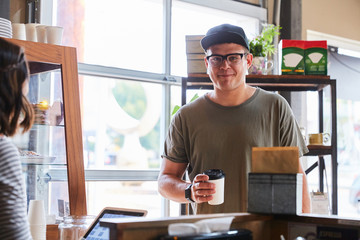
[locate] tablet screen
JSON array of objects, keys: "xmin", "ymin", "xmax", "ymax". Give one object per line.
[{"xmin": 82, "ymin": 208, "xmax": 146, "ymax": 240}]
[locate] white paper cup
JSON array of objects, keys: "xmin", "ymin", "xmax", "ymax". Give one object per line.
[
  {"xmin": 25, "ymin": 23, "xmax": 39, "ymax": 42},
  {"xmin": 28, "ymin": 200, "xmax": 46, "ymax": 225},
  {"xmin": 36, "ymin": 25, "xmax": 47, "ymax": 43},
  {"xmin": 12, "ymin": 23, "xmax": 26, "ymax": 40},
  {"xmin": 46, "ymin": 26, "xmax": 63, "ymax": 45},
  {"xmin": 29, "ymin": 225, "xmax": 46, "ymax": 240},
  {"xmin": 203, "ymin": 169, "xmax": 225, "ymax": 205}
]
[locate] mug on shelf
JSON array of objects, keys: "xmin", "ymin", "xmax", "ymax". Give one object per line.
[
  {"xmin": 248, "ymin": 56, "xmax": 273, "ymax": 75},
  {"xmin": 308, "ymin": 133, "xmax": 330, "ymax": 145}
]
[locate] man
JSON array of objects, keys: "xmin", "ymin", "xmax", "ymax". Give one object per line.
[{"xmin": 158, "ymin": 24, "xmax": 310, "ymax": 214}]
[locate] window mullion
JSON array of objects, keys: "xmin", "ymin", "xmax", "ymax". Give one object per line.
[{"xmin": 164, "ymin": 0, "xmax": 172, "ymax": 76}]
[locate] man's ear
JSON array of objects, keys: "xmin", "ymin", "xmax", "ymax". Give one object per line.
[
  {"xmin": 204, "ymin": 56, "xmax": 210, "ymax": 74},
  {"xmin": 246, "ymin": 53, "xmax": 253, "ymax": 69}
]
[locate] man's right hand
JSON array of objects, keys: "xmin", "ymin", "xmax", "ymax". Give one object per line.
[
  {"xmin": 158, "ymin": 158, "xmax": 216, "ymax": 204},
  {"xmin": 191, "ymin": 174, "xmax": 216, "ymax": 203}
]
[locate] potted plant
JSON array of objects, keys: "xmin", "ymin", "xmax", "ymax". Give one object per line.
[{"xmin": 248, "ymin": 24, "xmax": 281, "ymax": 75}]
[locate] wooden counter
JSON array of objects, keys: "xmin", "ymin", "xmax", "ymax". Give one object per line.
[
  {"xmin": 100, "ymin": 213, "xmax": 271, "ymax": 240},
  {"xmin": 100, "ymin": 213, "xmax": 360, "ymax": 240}
]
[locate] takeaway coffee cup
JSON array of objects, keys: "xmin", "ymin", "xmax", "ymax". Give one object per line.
[
  {"xmin": 203, "ymin": 169, "xmax": 225, "ymax": 205},
  {"xmin": 308, "ymin": 133, "xmax": 330, "ymax": 145}
]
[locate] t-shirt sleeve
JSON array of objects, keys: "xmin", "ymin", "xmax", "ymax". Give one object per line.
[
  {"xmin": 278, "ymin": 96, "xmax": 309, "ymax": 157},
  {"xmin": 162, "ymin": 112, "xmax": 189, "ymax": 164}
]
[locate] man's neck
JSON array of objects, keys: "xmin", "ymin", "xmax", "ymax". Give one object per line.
[{"xmin": 208, "ymin": 84, "xmax": 256, "ymax": 106}]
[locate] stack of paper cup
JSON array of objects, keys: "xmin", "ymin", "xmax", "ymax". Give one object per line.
[
  {"xmin": 25, "ymin": 23, "xmax": 39, "ymax": 42},
  {"xmin": 12, "ymin": 23, "xmax": 26, "ymax": 40},
  {"xmin": 46, "ymin": 26, "xmax": 64, "ymax": 45},
  {"xmin": 36, "ymin": 25, "xmax": 47, "ymax": 43},
  {"xmin": 28, "ymin": 200, "xmax": 46, "ymax": 240}
]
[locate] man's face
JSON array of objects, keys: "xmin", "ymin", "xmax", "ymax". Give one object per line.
[{"xmin": 205, "ymin": 43, "xmax": 252, "ymax": 92}]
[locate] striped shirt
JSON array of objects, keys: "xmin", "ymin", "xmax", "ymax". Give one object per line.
[{"xmin": 0, "ymin": 137, "xmax": 32, "ymax": 239}]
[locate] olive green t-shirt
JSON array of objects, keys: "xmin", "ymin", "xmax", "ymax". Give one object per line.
[{"xmin": 163, "ymin": 88, "xmax": 308, "ymax": 214}]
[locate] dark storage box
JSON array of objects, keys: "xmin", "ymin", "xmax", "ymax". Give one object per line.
[{"xmin": 248, "ymin": 173, "xmax": 303, "ymax": 214}]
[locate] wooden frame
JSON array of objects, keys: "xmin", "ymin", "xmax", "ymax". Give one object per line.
[{"xmin": 4, "ymin": 38, "xmax": 87, "ymax": 216}]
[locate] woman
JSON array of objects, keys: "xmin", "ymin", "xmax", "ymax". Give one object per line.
[{"xmin": 0, "ymin": 38, "xmax": 34, "ymax": 239}]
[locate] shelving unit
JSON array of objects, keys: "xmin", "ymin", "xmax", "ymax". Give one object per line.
[
  {"xmin": 5, "ymin": 38, "xmax": 87, "ymax": 217},
  {"xmin": 181, "ymin": 74, "xmax": 338, "ymax": 214}
]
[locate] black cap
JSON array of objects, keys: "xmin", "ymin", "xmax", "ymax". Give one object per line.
[{"xmin": 200, "ymin": 24, "xmax": 249, "ymax": 51}]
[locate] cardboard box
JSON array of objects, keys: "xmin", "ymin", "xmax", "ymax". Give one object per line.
[
  {"xmin": 305, "ymin": 40, "xmax": 327, "ymax": 75},
  {"xmin": 186, "ymin": 53, "xmax": 206, "ymax": 74},
  {"xmin": 251, "ymin": 146, "xmax": 299, "ymax": 174},
  {"xmin": 186, "ymin": 35, "xmax": 207, "ymax": 75},
  {"xmin": 185, "ymin": 35, "xmax": 204, "ymax": 54},
  {"xmin": 279, "ymin": 40, "xmax": 305, "ymax": 75},
  {"xmin": 248, "ymin": 173, "xmax": 303, "ymax": 214}
]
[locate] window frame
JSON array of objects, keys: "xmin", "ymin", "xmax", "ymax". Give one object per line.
[{"xmin": 41, "ymin": 0, "xmax": 266, "ymax": 217}]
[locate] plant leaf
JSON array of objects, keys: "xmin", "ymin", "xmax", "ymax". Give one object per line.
[
  {"xmin": 171, "ymin": 93, "xmax": 199, "ymax": 117},
  {"xmin": 190, "ymin": 93, "xmax": 199, "ymax": 102},
  {"xmin": 171, "ymin": 105, "xmax": 181, "ymax": 116},
  {"xmin": 249, "ymin": 24, "xmax": 281, "ymax": 57}
]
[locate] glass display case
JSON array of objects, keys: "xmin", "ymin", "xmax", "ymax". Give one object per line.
[
  {"xmin": 6, "ymin": 38, "xmax": 87, "ymax": 220},
  {"xmin": 13, "ymin": 69, "xmax": 68, "ymax": 220}
]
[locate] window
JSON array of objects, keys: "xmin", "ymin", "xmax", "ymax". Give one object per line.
[
  {"xmin": 171, "ymin": 0, "xmax": 260, "ymax": 76},
  {"xmin": 45, "ymin": 0, "xmax": 265, "ymax": 217},
  {"xmin": 326, "ymin": 52, "xmax": 360, "ymax": 217}
]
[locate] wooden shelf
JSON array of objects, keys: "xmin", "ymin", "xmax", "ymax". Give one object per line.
[
  {"xmin": 306, "ymin": 145, "xmax": 332, "ymax": 156},
  {"xmin": 182, "ymin": 74, "xmax": 338, "ymax": 214},
  {"xmin": 29, "ymin": 61, "xmax": 61, "ymax": 74},
  {"xmin": 185, "ymin": 74, "xmax": 333, "ymax": 91},
  {"xmin": 188, "ymin": 73, "xmax": 330, "ymax": 80}
]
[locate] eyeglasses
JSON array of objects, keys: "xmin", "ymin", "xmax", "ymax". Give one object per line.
[{"xmin": 206, "ymin": 53, "xmax": 248, "ymax": 67}]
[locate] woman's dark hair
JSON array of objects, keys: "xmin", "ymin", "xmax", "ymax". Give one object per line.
[{"xmin": 0, "ymin": 38, "xmax": 34, "ymax": 136}]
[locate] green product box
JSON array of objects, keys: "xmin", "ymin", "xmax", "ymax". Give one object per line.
[
  {"xmin": 279, "ymin": 40, "xmax": 305, "ymax": 75},
  {"xmin": 304, "ymin": 41, "xmax": 327, "ymax": 75}
]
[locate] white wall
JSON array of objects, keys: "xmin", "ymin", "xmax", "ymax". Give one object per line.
[{"xmin": 302, "ymin": 0, "xmax": 360, "ymax": 42}]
